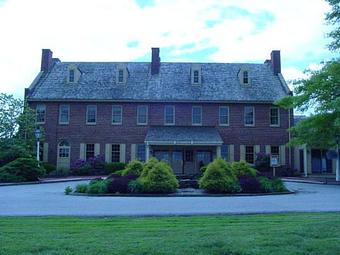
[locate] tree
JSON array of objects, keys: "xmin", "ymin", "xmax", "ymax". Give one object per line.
[{"xmin": 326, "ymin": 0, "xmax": 340, "ymax": 51}]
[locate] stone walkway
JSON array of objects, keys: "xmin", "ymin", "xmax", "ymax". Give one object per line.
[{"xmin": 0, "ymin": 181, "xmax": 340, "ymax": 216}]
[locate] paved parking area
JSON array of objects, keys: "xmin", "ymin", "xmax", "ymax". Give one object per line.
[{"xmin": 0, "ymin": 181, "xmax": 340, "ymax": 216}]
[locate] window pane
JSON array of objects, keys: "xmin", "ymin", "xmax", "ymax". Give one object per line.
[
  {"xmin": 59, "ymin": 105, "xmax": 69, "ymax": 123},
  {"xmin": 221, "ymin": 145, "xmax": 229, "ymax": 160},
  {"xmin": 164, "ymin": 106, "xmax": 174, "ymax": 124},
  {"xmin": 87, "ymin": 105, "xmax": 96, "ymax": 123},
  {"xmin": 112, "ymin": 106, "xmax": 122, "ymax": 124},
  {"xmin": 244, "ymin": 107, "xmax": 254, "ymax": 125},
  {"xmin": 86, "ymin": 144, "xmax": 95, "ymax": 160},
  {"xmin": 193, "ymin": 70, "xmax": 199, "ymax": 83},
  {"xmin": 118, "ymin": 70, "xmax": 124, "ymax": 83},
  {"xmin": 137, "ymin": 106, "xmax": 147, "ymax": 124},
  {"xmin": 137, "ymin": 144, "xmax": 146, "ymax": 161},
  {"xmin": 219, "ymin": 107, "xmax": 229, "ymax": 125},
  {"xmin": 243, "ymin": 71, "xmax": 248, "ymax": 84},
  {"xmin": 245, "ymin": 146, "xmax": 254, "ymax": 164},
  {"xmin": 192, "ymin": 107, "xmax": 202, "ymax": 125},
  {"xmin": 69, "ymin": 70, "xmax": 75, "ymax": 82},
  {"xmin": 270, "ymin": 108, "xmax": 279, "ymax": 125},
  {"xmin": 111, "ymin": 144, "xmax": 120, "ymax": 162},
  {"xmin": 36, "ymin": 104, "xmax": 46, "ymax": 123}
]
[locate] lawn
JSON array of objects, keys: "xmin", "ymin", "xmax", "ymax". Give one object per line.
[{"xmin": 0, "ymin": 213, "xmax": 339, "ymax": 255}]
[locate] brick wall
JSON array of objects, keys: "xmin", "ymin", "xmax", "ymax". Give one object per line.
[{"xmin": 29, "ymin": 101, "xmax": 290, "ymax": 167}]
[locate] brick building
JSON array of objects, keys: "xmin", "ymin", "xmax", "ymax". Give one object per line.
[{"xmin": 25, "ymin": 48, "xmax": 293, "ymax": 175}]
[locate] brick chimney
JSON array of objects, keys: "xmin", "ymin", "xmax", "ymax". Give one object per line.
[
  {"xmin": 41, "ymin": 49, "xmax": 53, "ymax": 72},
  {"xmin": 151, "ymin": 47, "xmax": 160, "ymax": 75},
  {"xmin": 270, "ymin": 50, "xmax": 281, "ymax": 75}
]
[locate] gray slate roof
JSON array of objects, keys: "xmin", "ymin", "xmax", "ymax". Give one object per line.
[
  {"xmin": 145, "ymin": 126, "xmax": 223, "ymax": 145},
  {"xmin": 28, "ymin": 61, "xmax": 289, "ymax": 102}
]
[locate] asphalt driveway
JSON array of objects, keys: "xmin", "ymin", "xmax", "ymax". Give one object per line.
[{"xmin": 0, "ymin": 181, "xmax": 340, "ymax": 216}]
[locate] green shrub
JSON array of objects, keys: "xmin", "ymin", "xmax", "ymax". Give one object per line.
[
  {"xmin": 86, "ymin": 180, "xmax": 108, "ymax": 194},
  {"xmin": 128, "ymin": 179, "xmax": 145, "ymax": 193},
  {"xmin": 115, "ymin": 170, "xmax": 124, "ymax": 176},
  {"xmin": 257, "ymin": 177, "xmax": 287, "ymax": 193},
  {"xmin": 199, "ymin": 158, "xmax": 240, "ymax": 193},
  {"xmin": 138, "ymin": 161, "xmax": 179, "ymax": 194},
  {"xmin": 41, "ymin": 162, "xmax": 56, "ymax": 175},
  {"xmin": 231, "ymin": 160, "xmax": 258, "ymax": 178},
  {"xmin": 0, "ymin": 144, "xmax": 31, "ymax": 167},
  {"xmin": 48, "ymin": 168, "xmax": 70, "ymax": 177},
  {"xmin": 0, "ymin": 157, "xmax": 45, "ymax": 182},
  {"xmin": 272, "ymin": 179, "xmax": 288, "ymax": 192},
  {"xmin": 75, "ymin": 183, "xmax": 88, "ymax": 193},
  {"xmin": 64, "ymin": 186, "xmax": 73, "ymax": 195},
  {"xmin": 104, "ymin": 162, "xmax": 126, "ymax": 173},
  {"xmin": 140, "ymin": 157, "xmax": 158, "ymax": 178},
  {"xmin": 122, "ymin": 160, "xmax": 144, "ymax": 177}
]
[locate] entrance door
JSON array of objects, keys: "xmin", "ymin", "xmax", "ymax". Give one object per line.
[
  {"xmin": 312, "ymin": 149, "xmax": 322, "ymax": 173},
  {"xmin": 57, "ymin": 140, "xmax": 71, "ymax": 170},
  {"xmin": 172, "ymin": 151, "xmax": 183, "ymax": 175}
]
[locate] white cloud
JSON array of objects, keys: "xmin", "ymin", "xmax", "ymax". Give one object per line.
[{"xmin": 0, "ymin": 0, "xmax": 336, "ymax": 99}]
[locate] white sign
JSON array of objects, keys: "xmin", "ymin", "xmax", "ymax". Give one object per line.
[{"xmin": 270, "ymin": 155, "xmax": 279, "ymax": 167}]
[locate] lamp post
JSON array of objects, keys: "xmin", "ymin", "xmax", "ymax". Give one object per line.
[{"xmin": 34, "ymin": 128, "xmax": 41, "ymax": 165}]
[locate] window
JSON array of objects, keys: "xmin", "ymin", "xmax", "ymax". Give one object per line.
[
  {"xmin": 245, "ymin": 146, "xmax": 254, "ymax": 164},
  {"xmin": 137, "ymin": 105, "xmax": 148, "ymax": 125},
  {"xmin": 270, "ymin": 108, "xmax": 280, "ymax": 126},
  {"xmin": 36, "ymin": 104, "xmax": 46, "ymax": 123},
  {"xmin": 185, "ymin": 150, "xmax": 193, "ymax": 162},
  {"xmin": 112, "ymin": 105, "xmax": 122, "ymax": 125},
  {"xmin": 69, "ymin": 69, "xmax": 75, "ymax": 83},
  {"xmin": 58, "ymin": 140, "xmax": 70, "ymax": 158},
  {"xmin": 193, "ymin": 70, "xmax": 199, "ymax": 84},
  {"xmin": 244, "ymin": 106, "xmax": 254, "ymax": 126},
  {"xmin": 86, "ymin": 105, "xmax": 97, "ymax": 124},
  {"xmin": 111, "ymin": 144, "xmax": 120, "ymax": 162},
  {"xmin": 59, "ymin": 104, "xmax": 70, "ymax": 124},
  {"xmin": 243, "ymin": 71, "xmax": 249, "ymax": 84},
  {"xmin": 219, "ymin": 106, "xmax": 229, "ymax": 126},
  {"xmin": 192, "ymin": 106, "xmax": 202, "ymax": 125},
  {"xmin": 164, "ymin": 105, "xmax": 175, "ymax": 125},
  {"xmin": 137, "ymin": 144, "xmax": 146, "ymax": 161},
  {"xmin": 221, "ymin": 144, "xmax": 229, "ymax": 160},
  {"xmin": 118, "ymin": 69, "xmax": 124, "ymax": 83},
  {"xmin": 86, "ymin": 144, "xmax": 95, "ymax": 160}
]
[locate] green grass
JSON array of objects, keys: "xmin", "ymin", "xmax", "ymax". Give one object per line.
[{"xmin": 0, "ymin": 213, "xmax": 339, "ymax": 255}]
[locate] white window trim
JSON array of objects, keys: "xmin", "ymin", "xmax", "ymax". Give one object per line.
[
  {"xmin": 59, "ymin": 104, "xmax": 70, "ymax": 125},
  {"xmin": 219, "ymin": 106, "xmax": 229, "ymax": 126},
  {"xmin": 116, "ymin": 64, "xmax": 127, "ymax": 84},
  {"xmin": 238, "ymin": 67, "xmax": 251, "ymax": 85},
  {"xmin": 137, "ymin": 105, "xmax": 148, "ymax": 125},
  {"xmin": 244, "ymin": 106, "xmax": 255, "ymax": 127},
  {"xmin": 191, "ymin": 64, "xmax": 202, "ymax": 85},
  {"xmin": 164, "ymin": 105, "xmax": 175, "ymax": 125},
  {"xmin": 67, "ymin": 64, "xmax": 80, "ymax": 84},
  {"xmin": 112, "ymin": 105, "xmax": 123, "ymax": 125},
  {"xmin": 270, "ymin": 107, "xmax": 280, "ymax": 127},
  {"xmin": 36, "ymin": 104, "xmax": 46, "ymax": 124},
  {"xmin": 86, "ymin": 105, "xmax": 97, "ymax": 125},
  {"xmin": 192, "ymin": 106, "xmax": 202, "ymax": 126}
]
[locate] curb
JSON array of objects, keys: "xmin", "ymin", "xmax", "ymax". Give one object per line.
[
  {"xmin": 0, "ymin": 177, "xmax": 98, "ymax": 187},
  {"xmin": 68, "ymin": 190, "xmax": 295, "ymax": 198},
  {"xmin": 281, "ymin": 178, "xmax": 326, "ymax": 185}
]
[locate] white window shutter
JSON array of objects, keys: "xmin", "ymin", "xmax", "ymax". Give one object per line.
[
  {"xmin": 229, "ymin": 144, "xmax": 234, "ymax": 162},
  {"xmin": 105, "ymin": 144, "xmax": 112, "ymax": 163},
  {"xmin": 94, "ymin": 143, "xmax": 100, "ymax": 156},
  {"xmin": 120, "ymin": 144, "xmax": 126, "ymax": 163},
  {"xmin": 43, "ymin": 143, "xmax": 48, "ymax": 162},
  {"xmin": 240, "ymin": 145, "xmax": 245, "ymax": 161},
  {"xmin": 131, "ymin": 144, "xmax": 136, "ymax": 161},
  {"xmin": 265, "ymin": 145, "xmax": 271, "ymax": 155},
  {"xmin": 80, "ymin": 143, "xmax": 85, "ymax": 160},
  {"xmin": 280, "ymin": 145, "xmax": 286, "ymax": 165}
]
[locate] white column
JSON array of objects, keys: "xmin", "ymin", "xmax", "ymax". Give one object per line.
[
  {"xmin": 146, "ymin": 144, "xmax": 150, "ymax": 161},
  {"xmin": 303, "ymin": 144, "xmax": 308, "ymax": 177},
  {"xmin": 216, "ymin": 145, "xmax": 221, "ymax": 158},
  {"xmin": 336, "ymin": 147, "xmax": 340, "ymax": 182}
]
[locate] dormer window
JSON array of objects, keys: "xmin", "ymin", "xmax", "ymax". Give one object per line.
[
  {"xmin": 116, "ymin": 64, "xmax": 127, "ymax": 84},
  {"xmin": 69, "ymin": 69, "xmax": 75, "ymax": 83},
  {"xmin": 243, "ymin": 71, "xmax": 249, "ymax": 84},
  {"xmin": 191, "ymin": 64, "xmax": 201, "ymax": 85},
  {"xmin": 238, "ymin": 67, "xmax": 250, "ymax": 85}
]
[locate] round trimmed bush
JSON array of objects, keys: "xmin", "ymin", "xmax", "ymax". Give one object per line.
[
  {"xmin": 140, "ymin": 157, "xmax": 158, "ymax": 178},
  {"xmin": 86, "ymin": 180, "xmax": 108, "ymax": 194},
  {"xmin": 0, "ymin": 157, "xmax": 45, "ymax": 182},
  {"xmin": 199, "ymin": 158, "xmax": 240, "ymax": 193},
  {"xmin": 232, "ymin": 160, "xmax": 257, "ymax": 178},
  {"xmin": 122, "ymin": 160, "xmax": 144, "ymax": 177},
  {"xmin": 139, "ymin": 161, "xmax": 179, "ymax": 194}
]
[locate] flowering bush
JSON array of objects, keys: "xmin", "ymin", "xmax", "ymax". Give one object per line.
[
  {"xmin": 71, "ymin": 155, "xmax": 105, "ymax": 175},
  {"xmin": 254, "ymin": 152, "xmax": 270, "ymax": 172}
]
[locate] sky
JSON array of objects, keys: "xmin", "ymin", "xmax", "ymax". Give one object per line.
[{"xmin": 0, "ymin": 0, "xmax": 338, "ymax": 99}]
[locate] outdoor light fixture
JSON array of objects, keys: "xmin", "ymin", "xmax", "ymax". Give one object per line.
[{"xmin": 34, "ymin": 128, "xmax": 41, "ymax": 164}]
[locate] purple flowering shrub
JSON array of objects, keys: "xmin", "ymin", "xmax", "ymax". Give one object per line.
[{"xmin": 71, "ymin": 155, "xmax": 105, "ymax": 176}]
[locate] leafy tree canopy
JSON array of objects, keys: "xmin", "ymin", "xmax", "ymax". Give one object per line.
[{"xmin": 326, "ymin": 0, "xmax": 340, "ymax": 51}]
